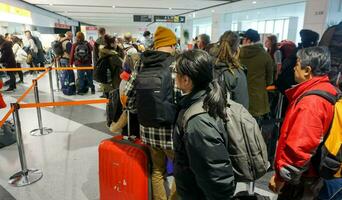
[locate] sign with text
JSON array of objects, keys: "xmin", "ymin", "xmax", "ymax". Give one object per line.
[
  {"xmin": 54, "ymin": 23, "xmax": 71, "ymax": 29},
  {"xmin": 154, "ymin": 16, "xmax": 185, "ymax": 23},
  {"xmin": 133, "ymin": 15, "xmax": 153, "ymax": 22}
]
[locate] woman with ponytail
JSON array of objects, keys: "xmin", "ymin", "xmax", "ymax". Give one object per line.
[
  {"xmin": 173, "ymin": 49, "xmax": 235, "ymax": 200},
  {"xmin": 210, "ymin": 31, "xmax": 249, "ymax": 109}
]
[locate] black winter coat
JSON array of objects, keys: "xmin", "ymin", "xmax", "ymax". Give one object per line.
[
  {"xmin": 274, "ymin": 49, "xmax": 298, "ymax": 94},
  {"xmin": 173, "ymin": 90, "xmax": 235, "ymax": 200},
  {"xmin": 0, "ymin": 41, "xmax": 16, "ymax": 68}
]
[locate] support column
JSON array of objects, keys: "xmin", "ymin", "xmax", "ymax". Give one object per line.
[
  {"xmin": 303, "ymin": 0, "xmax": 342, "ymax": 37},
  {"xmin": 211, "ymin": 12, "xmax": 227, "ymax": 43}
]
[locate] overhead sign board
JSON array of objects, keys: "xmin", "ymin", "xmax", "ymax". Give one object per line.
[
  {"xmin": 133, "ymin": 15, "xmax": 153, "ymax": 22},
  {"xmin": 54, "ymin": 23, "xmax": 71, "ymax": 29},
  {"xmin": 154, "ymin": 16, "xmax": 185, "ymax": 23}
]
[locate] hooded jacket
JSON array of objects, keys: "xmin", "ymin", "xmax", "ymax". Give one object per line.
[
  {"xmin": 214, "ymin": 61, "xmax": 249, "ymax": 109},
  {"xmin": 173, "ymin": 90, "xmax": 235, "ymax": 200},
  {"xmin": 99, "ymin": 48, "xmax": 123, "ymax": 89},
  {"xmin": 239, "ymin": 44, "xmax": 274, "ymax": 116},
  {"xmin": 275, "ymin": 76, "xmax": 336, "ymax": 183}
]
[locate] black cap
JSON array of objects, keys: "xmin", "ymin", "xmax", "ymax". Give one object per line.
[
  {"xmin": 244, "ymin": 29, "xmax": 260, "ymax": 42},
  {"xmin": 299, "ymin": 29, "xmax": 319, "ymax": 47}
]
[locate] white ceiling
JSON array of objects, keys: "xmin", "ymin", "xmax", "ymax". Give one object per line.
[
  {"xmin": 22, "ymin": 0, "xmax": 305, "ymax": 26},
  {"xmin": 22, "ymin": 0, "xmax": 241, "ymax": 26}
]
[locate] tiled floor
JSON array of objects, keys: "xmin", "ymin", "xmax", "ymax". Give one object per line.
[{"xmin": 0, "ymin": 72, "xmax": 277, "ymax": 200}]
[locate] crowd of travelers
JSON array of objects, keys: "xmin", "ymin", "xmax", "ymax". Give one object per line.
[{"xmin": 0, "ymin": 21, "xmax": 341, "ymax": 200}]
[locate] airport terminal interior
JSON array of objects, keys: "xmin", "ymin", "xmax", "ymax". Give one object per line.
[{"xmin": 0, "ymin": 0, "xmax": 341, "ymax": 200}]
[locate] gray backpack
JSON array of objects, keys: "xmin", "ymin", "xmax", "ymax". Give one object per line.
[{"xmin": 182, "ymin": 98, "xmax": 269, "ymax": 182}]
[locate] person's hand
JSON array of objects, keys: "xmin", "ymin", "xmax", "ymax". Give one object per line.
[{"xmin": 268, "ymin": 175, "xmax": 285, "ymax": 194}]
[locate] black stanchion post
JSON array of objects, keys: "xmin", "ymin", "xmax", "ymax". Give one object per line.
[
  {"xmin": 30, "ymin": 79, "xmax": 53, "ymax": 136},
  {"xmin": 8, "ymin": 103, "xmax": 43, "ymax": 187},
  {"xmin": 54, "ymin": 58, "xmax": 60, "ymax": 92},
  {"xmin": 48, "ymin": 67, "xmax": 55, "ymax": 103}
]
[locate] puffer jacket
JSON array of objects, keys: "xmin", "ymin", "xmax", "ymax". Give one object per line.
[
  {"xmin": 214, "ymin": 62, "xmax": 249, "ymax": 109},
  {"xmin": 173, "ymin": 90, "xmax": 235, "ymax": 200},
  {"xmin": 275, "ymin": 76, "xmax": 336, "ymax": 183},
  {"xmin": 99, "ymin": 48, "xmax": 123, "ymax": 90},
  {"xmin": 239, "ymin": 44, "xmax": 274, "ymax": 117}
]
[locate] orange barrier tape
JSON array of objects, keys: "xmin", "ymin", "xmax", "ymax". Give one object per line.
[
  {"xmin": 0, "ymin": 67, "xmax": 46, "ymax": 71},
  {"xmin": 52, "ymin": 67, "xmax": 94, "ymax": 71},
  {"xmin": 16, "ymin": 83, "xmax": 35, "ymax": 103},
  {"xmin": 19, "ymin": 99, "xmax": 109, "ymax": 109},
  {"xmin": 266, "ymin": 85, "xmax": 277, "ymax": 91},
  {"xmin": 0, "ymin": 107, "xmax": 14, "ymax": 128},
  {"xmin": 34, "ymin": 69, "xmax": 49, "ymax": 81}
]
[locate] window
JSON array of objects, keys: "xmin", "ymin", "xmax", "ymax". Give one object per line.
[
  {"xmin": 265, "ymin": 20, "xmax": 274, "ymax": 34},
  {"xmin": 257, "ymin": 21, "xmax": 265, "ymax": 33},
  {"xmin": 231, "ymin": 23, "xmax": 238, "ymax": 31}
]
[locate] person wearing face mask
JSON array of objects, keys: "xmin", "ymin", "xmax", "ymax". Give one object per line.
[{"xmin": 97, "ymin": 34, "xmax": 124, "ymax": 98}]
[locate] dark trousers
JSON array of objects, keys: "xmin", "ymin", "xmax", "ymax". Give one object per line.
[
  {"xmin": 77, "ymin": 70, "xmax": 94, "ymax": 91},
  {"xmin": 16, "ymin": 63, "xmax": 23, "ymax": 81},
  {"xmin": 7, "ymin": 71, "xmax": 16, "ymax": 89},
  {"xmin": 277, "ymin": 178, "xmax": 323, "ymax": 200}
]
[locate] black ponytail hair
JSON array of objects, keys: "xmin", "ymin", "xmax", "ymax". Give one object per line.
[{"xmin": 176, "ymin": 49, "xmax": 226, "ymax": 119}]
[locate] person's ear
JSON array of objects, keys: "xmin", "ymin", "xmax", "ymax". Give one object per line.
[
  {"xmin": 184, "ymin": 75, "xmax": 193, "ymax": 88},
  {"xmin": 304, "ymin": 66, "xmax": 312, "ymax": 76}
]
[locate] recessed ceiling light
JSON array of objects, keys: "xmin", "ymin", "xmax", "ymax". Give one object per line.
[
  {"xmin": 211, "ymin": 10, "xmax": 215, "ymax": 13},
  {"xmin": 252, "ymin": 1, "xmax": 257, "ymax": 4},
  {"xmin": 112, "ymin": 5, "xmax": 116, "ymax": 8},
  {"xmin": 49, "ymin": 3, "xmax": 53, "ymax": 6},
  {"xmin": 169, "ymin": 8, "xmax": 172, "ymax": 10}
]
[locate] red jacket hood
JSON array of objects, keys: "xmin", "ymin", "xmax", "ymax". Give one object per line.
[{"xmin": 285, "ymin": 76, "xmax": 337, "ymax": 102}]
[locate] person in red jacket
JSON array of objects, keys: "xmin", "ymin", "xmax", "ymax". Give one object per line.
[
  {"xmin": 269, "ymin": 46, "xmax": 337, "ymax": 200},
  {"xmin": 69, "ymin": 31, "xmax": 95, "ymax": 95}
]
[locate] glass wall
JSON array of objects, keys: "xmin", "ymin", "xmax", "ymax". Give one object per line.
[
  {"xmin": 192, "ymin": 17, "xmax": 212, "ymax": 39},
  {"xmin": 227, "ymin": 2, "xmax": 305, "ymax": 43}
]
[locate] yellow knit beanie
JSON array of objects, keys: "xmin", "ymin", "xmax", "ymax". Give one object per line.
[{"xmin": 154, "ymin": 26, "xmax": 177, "ymax": 49}]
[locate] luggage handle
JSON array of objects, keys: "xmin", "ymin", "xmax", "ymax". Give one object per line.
[
  {"xmin": 248, "ymin": 182, "xmax": 255, "ymax": 195},
  {"xmin": 122, "ymin": 109, "xmax": 137, "ymax": 141}
]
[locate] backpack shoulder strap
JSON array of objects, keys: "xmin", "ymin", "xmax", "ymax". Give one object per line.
[
  {"xmin": 182, "ymin": 100, "xmax": 206, "ymax": 131},
  {"xmin": 296, "ymin": 90, "xmax": 338, "ymax": 105}
]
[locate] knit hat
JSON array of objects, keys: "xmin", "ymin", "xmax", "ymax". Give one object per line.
[{"xmin": 154, "ymin": 26, "xmax": 177, "ymax": 49}]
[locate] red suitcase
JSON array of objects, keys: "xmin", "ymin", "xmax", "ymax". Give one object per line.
[{"xmin": 99, "ymin": 111, "xmax": 151, "ymax": 200}]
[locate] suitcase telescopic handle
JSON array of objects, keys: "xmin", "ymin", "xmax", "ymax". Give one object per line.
[{"xmin": 123, "ymin": 109, "xmax": 136, "ymax": 141}]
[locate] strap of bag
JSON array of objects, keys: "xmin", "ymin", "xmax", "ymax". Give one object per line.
[
  {"xmin": 296, "ymin": 90, "xmax": 339, "ymax": 105},
  {"xmin": 182, "ymin": 100, "xmax": 206, "ymax": 131}
]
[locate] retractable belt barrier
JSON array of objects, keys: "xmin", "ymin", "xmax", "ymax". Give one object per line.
[
  {"xmin": 0, "ymin": 66, "xmax": 94, "ymax": 71},
  {"xmin": 0, "ymin": 64, "xmax": 103, "ymax": 187}
]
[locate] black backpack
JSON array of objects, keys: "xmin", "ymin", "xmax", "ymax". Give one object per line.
[
  {"xmin": 135, "ymin": 56, "xmax": 177, "ymax": 127},
  {"xmin": 74, "ymin": 42, "xmax": 89, "ymax": 62},
  {"xmin": 0, "ymin": 121, "xmax": 16, "ymax": 149},
  {"xmin": 94, "ymin": 55, "xmax": 113, "ymax": 84},
  {"xmin": 51, "ymin": 40, "xmax": 63, "ymax": 56}
]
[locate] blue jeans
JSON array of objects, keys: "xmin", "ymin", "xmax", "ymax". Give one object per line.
[
  {"xmin": 60, "ymin": 58, "xmax": 69, "ymax": 67},
  {"xmin": 77, "ymin": 69, "xmax": 94, "ymax": 91}
]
